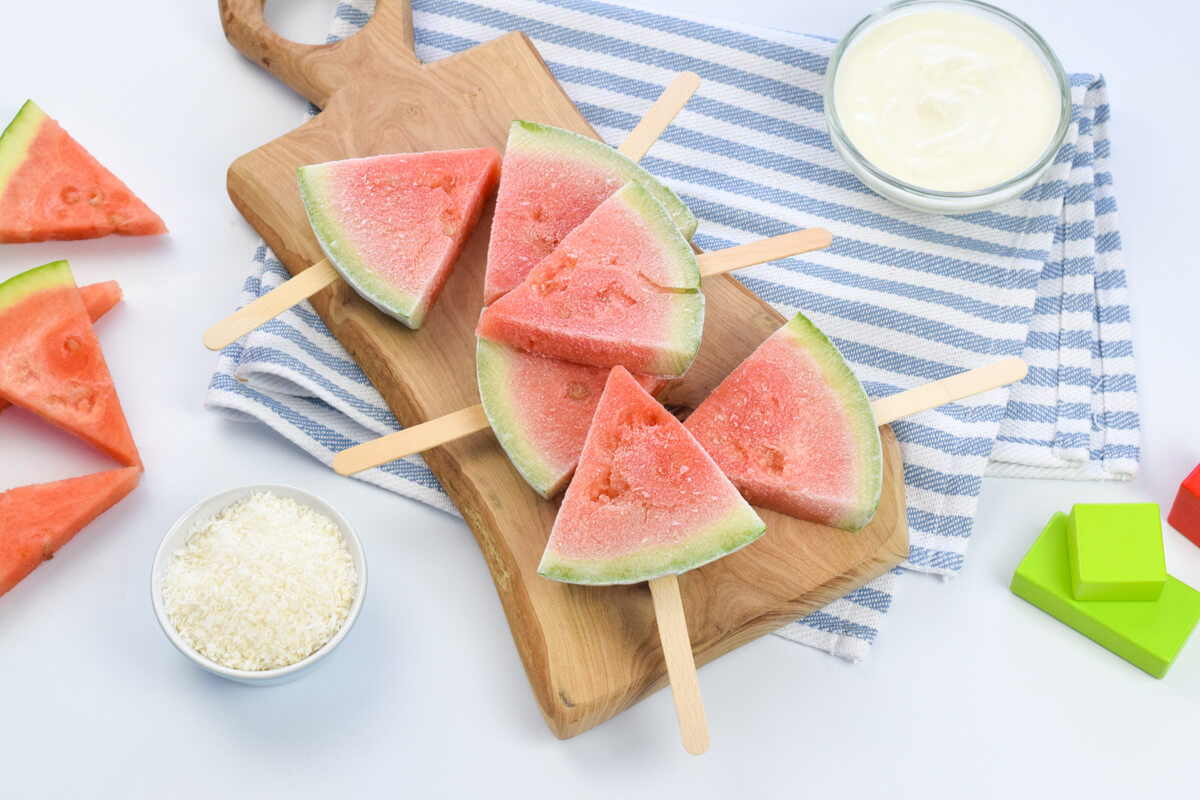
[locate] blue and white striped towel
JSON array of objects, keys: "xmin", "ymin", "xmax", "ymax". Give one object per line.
[{"xmin": 206, "ymin": 0, "xmax": 1138, "ymax": 661}]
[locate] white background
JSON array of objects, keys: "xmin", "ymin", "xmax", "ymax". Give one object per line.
[{"xmin": 2, "ymin": 1, "xmax": 1198, "ymax": 797}]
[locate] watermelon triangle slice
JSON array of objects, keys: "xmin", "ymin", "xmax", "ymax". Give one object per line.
[
  {"xmin": 0, "ymin": 280, "xmax": 121, "ymax": 416},
  {"xmin": 0, "ymin": 467, "xmax": 140, "ymax": 598},
  {"xmin": 538, "ymin": 367, "xmax": 765, "ymax": 585},
  {"xmin": 476, "ymin": 182, "xmax": 704, "ymax": 378},
  {"xmin": 476, "ymin": 338, "xmax": 666, "ymax": 498},
  {"xmin": 484, "ymin": 121, "xmax": 698, "ymax": 305},
  {"xmin": 684, "ymin": 312, "xmax": 883, "ymax": 531},
  {"xmin": 0, "ymin": 262, "xmax": 141, "ymax": 468},
  {"xmin": 298, "ymin": 148, "xmax": 501, "ymax": 329},
  {"xmin": 0, "ymin": 101, "xmax": 166, "ymax": 243}
]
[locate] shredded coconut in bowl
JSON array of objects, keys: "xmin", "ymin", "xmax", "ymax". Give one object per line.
[{"xmin": 161, "ymin": 491, "xmax": 358, "ymax": 672}]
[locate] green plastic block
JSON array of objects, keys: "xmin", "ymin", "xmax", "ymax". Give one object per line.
[
  {"xmin": 1067, "ymin": 503, "xmax": 1166, "ymax": 601},
  {"xmin": 1011, "ymin": 512, "xmax": 1200, "ymax": 678}
]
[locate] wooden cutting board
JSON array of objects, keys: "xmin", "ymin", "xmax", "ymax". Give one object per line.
[{"xmin": 219, "ymin": 0, "xmax": 908, "ymax": 738}]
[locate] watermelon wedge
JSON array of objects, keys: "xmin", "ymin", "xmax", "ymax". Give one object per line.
[
  {"xmin": 0, "ymin": 101, "xmax": 166, "ymax": 243},
  {"xmin": 298, "ymin": 148, "xmax": 501, "ymax": 329},
  {"xmin": 538, "ymin": 367, "xmax": 765, "ymax": 585},
  {"xmin": 78, "ymin": 280, "xmax": 123, "ymax": 322},
  {"xmin": 476, "ymin": 338, "xmax": 666, "ymax": 498},
  {"xmin": 0, "ymin": 280, "xmax": 121, "ymax": 416},
  {"xmin": 684, "ymin": 312, "xmax": 883, "ymax": 531},
  {"xmin": 0, "ymin": 467, "xmax": 140, "ymax": 598},
  {"xmin": 0, "ymin": 262, "xmax": 141, "ymax": 468},
  {"xmin": 476, "ymin": 182, "xmax": 704, "ymax": 378},
  {"xmin": 483, "ymin": 121, "xmax": 698, "ymax": 305}
]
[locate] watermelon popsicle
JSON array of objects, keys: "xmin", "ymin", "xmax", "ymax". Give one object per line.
[
  {"xmin": 685, "ymin": 312, "xmax": 884, "ymax": 531},
  {"xmin": 298, "ymin": 148, "xmax": 501, "ymax": 330},
  {"xmin": 686, "ymin": 312, "xmax": 1030, "ymax": 530},
  {"xmin": 484, "ymin": 120, "xmax": 698, "ymax": 305},
  {"xmin": 538, "ymin": 366, "xmax": 766, "ymax": 754},
  {"xmin": 476, "ymin": 182, "xmax": 706, "ymax": 379},
  {"xmin": 538, "ymin": 367, "xmax": 766, "ymax": 583},
  {"xmin": 476, "ymin": 339, "xmax": 666, "ymax": 498}
]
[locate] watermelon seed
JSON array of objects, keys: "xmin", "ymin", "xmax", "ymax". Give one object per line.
[{"xmin": 60, "ymin": 186, "xmax": 81, "ymax": 205}]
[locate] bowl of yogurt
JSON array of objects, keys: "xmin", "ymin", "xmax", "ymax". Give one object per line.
[{"xmin": 825, "ymin": 0, "xmax": 1070, "ymax": 214}]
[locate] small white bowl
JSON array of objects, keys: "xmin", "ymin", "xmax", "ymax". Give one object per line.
[
  {"xmin": 825, "ymin": 0, "xmax": 1071, "ymax": 214},
  {"xmin": 151, "ymin": 484, "xmax": 367, "ymax": 685}
]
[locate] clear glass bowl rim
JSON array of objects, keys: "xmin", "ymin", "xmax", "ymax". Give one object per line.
[{"xmin": 823, "ymin": 0, "xmax": 1073, "ymax": 200}]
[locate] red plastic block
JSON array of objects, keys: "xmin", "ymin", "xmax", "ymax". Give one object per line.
[{"xmin": 1168, "ymin": 464, "xmax": 1200, "ymax": 549}]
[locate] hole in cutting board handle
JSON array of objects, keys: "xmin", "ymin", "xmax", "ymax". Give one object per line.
[{"xmin": 262, "ymin": 0, "xmax": 342, "ymax": 45}]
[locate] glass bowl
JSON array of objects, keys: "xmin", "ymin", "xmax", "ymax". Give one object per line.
[{"xmin": 824, "ymin": 0, "xmax": 1071, "ymax": 214}]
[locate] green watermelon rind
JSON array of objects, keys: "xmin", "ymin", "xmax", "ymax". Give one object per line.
[
  {"xmin": 0, "ymin": 101, "xmax": 47, "ymax": 197},
  {"xmin": 537, "ymin": 502, "xmax": 766, "ymax": 586},
  {"xmin": 780, "ymin": 311, "xmax": 883, "ymax": 531},
  {"xmin": 475, "ymin": 337, "xmax": 562, "ymax": 498},
  {"xmin": 509, "ymin": 121, "xmax": 698, "ymax": 240},
  {"xmin": 0, "ymin": 260, "xmax": 74, "ymax": 313},
  {"xmin": 609, "ymin": 181, "xmax": 705, "ymax": 378},
  {"xmin": 297, "ymin": 163, "xmax": 425, "ymax": 328}
]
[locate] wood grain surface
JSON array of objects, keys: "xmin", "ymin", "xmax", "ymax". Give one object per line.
[{"xmin": 218, "ymin": 0, "xmax": 909, "ymax": 738}]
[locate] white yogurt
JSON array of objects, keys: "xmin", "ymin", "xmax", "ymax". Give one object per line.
[{"xmin": 833, "ymin": 7, "xmax": 1061, "ymax": 193}]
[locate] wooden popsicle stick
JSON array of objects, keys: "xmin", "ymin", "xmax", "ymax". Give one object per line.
[
  {"xmin": 203, "ymin": 259, "xmax": 339, "ymax": 351},
  {"xmin": 616, "ymin": 71, "xmax": 700, "ymax": 160},
  {"xmin": 870, "ymin": 357, "xmax": 1028, "ymax": 426},
  {"xmin": 203, "ymin": 73, "xmax": 702, "ymax": 353},
  {"xmin": 332, "ymin": 404, "xmax": 491, "ymax": 475},
  {"xmin": 697, "ymin": 227, "xmax": 832, "ymax": 279},
  {"xmin": 335, "ymin": 355, "xmax": 1027, "ymax": 475},
  {"xmin": 648, "ymin": 574, "xmax": 710, "ymax": 755}
]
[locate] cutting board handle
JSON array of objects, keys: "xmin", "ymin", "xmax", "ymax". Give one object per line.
[{"xmin": 218, "ymin": 0, "xmax": 419, "ymax": 107}]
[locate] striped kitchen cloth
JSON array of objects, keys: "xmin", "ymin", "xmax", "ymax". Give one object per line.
[{"xmin": 207, "ymin": 0, "xmax": 1138, "ymax": 661}]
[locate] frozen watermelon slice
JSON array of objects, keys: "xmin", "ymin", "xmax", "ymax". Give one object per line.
[
  {"xmin": 0, "ymin": 262, "xmax": 140, "ymax": 468},
  {"xmin": 476, "ymin": 338, "xmax": 667, "ymax": 498},
  {"xmin": 0, "ymin": 467, "xmax": 140, "ymax": 598},
  {"xmin": 0, "ymin": 280, "xmax": 121, "ymax": 416},
  {"xmin": 538, "ymin": 367, "xmax": 765, "ymax": 585},
  {"xmin": 0, "ymin": 101, "xmax": 166, "ymax": 243},
  {"xmin": 483, "ymin": 121, "xmax": 698, "ymax": 305},
  {"xmin": 298, "ymin": 148, "xmax": 501, "ymax": 329},
  {"xmin": 476, "ymin": 182, "xmax": 704, "ymax": 378},
  {"xmin": 685, "ymin": 312, "xmax": 883, "ymax": 531}
]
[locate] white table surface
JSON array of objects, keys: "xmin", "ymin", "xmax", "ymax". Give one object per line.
[{"xmin": 2, "ymin": 1, "xmax": 1198, "ymax": 796}]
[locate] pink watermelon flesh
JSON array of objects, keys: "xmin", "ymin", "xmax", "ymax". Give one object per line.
[
  {"xmin": 483, "ymin": 121, "xmax": 697, "ymax": 305},
  {"xmin": 0, "ymin": 467, "xmax": 140, "ymax": 598},
  {"xmin": 0, "ymin": 281, "xmax": 121, "ymax": 416},
  {"xmin": 78, "ymin": 280, "xmax": 123, "ymax": 321},
  {"xmin": 476, "ymin": 338, "xmax": 666, "ymax": 498},
  {"xmin": 298, "ymin": 148, "xmax": 501, "ymax": 329},
  {"xmin": 0, "ymin": 262, "xmax": 141, "ymax": 468},
  {"xmin": 476, "ymin": 182, "xmax": 703, "ymax": 378},
  {"xmin": 684, "ymin": 312, "xmax": 883, "ymax": 531},
  {"xmin": 0, "ymin": 101, "xmax": 166, "ymax": 243},
  {"xmin": 537, "ymin": 366, "xmax": 765, "ymax": 585}
]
